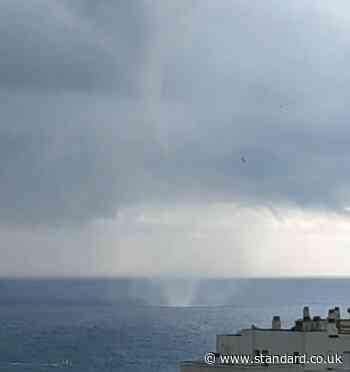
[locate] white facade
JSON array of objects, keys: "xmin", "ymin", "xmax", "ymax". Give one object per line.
[{"xmin": 180, "ymin": 307, "xmax": 350, "ymax": 372}]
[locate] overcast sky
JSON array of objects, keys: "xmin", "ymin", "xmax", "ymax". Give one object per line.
[{"xmin": 2, "ymin": 0, "xmax": 350, "ymax": 277}]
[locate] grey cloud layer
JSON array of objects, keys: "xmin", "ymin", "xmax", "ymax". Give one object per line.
[
  {"xmin": 1, "ymin": 0, "xmax": 350, "ymax": 225},
  {"xmin": 0, "ymin": 0, "xmax": 148, "ymax": 92}
]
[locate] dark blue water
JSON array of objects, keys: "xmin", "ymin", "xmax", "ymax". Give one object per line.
[{"xmin": 0, "ymin": 278, "xmax": 349, "ymax": 372}]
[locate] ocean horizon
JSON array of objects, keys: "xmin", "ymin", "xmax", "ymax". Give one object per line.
[{"xmin": 1, "ymin": 278, "xmax": 350, "ymax": 371}]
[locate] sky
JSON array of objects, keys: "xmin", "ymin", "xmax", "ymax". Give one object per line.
[{"xmin": 2, "ymin": 0, "xmax": 350, "ymax": 277}]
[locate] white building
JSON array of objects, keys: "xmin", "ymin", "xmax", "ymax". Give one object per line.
[{"xmin": 180, "ymin": 307, "xmax": 350, "ymax": 372}]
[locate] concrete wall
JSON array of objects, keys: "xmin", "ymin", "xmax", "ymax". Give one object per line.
[
  {"xmin": 217, "ymin": 329, "xmax": 350, "ymax": 358},
  {"xmin": 217, "ymin": 330, "xmax": 303, "ymax": 355}
]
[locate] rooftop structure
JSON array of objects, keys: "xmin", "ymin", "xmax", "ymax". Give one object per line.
[{"xmin": 180, "ymin": 306, "xmax": 350, "ymax": 372}]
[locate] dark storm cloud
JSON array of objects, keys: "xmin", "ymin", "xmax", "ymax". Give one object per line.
[
  {"xmin": 2, "ymin": 0, "xmax": 350, "ymax": 225},
  {"xmin": 0, "ymin": 94, "xmax": 157, "ymax": 225},
  {"xmin": 0, "ymin": 0, "xmax": 148, "ymax": 92}
]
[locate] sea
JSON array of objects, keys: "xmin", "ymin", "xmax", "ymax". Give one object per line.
[{"xmin": 0, "ymin": 278, "xmax": 349, "ymax": 372}]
